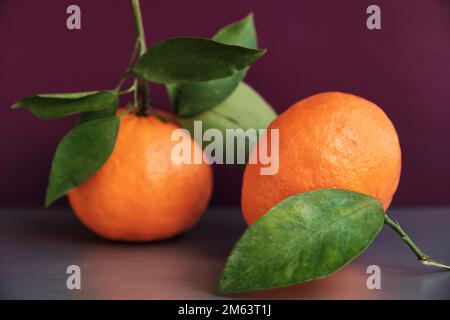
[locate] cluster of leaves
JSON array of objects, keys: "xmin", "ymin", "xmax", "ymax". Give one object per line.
[
  {"xmin": 169, "ymin": 14, "xmax": 277, "ymax": 162},
  {"xmin": 14, "ymin": 14, "xmax": 273, "ymax": 207}
]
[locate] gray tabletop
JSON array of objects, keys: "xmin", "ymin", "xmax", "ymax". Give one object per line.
[{"xmin": 1, "ymin": 207, "xmax": 449, "ymax": 300}]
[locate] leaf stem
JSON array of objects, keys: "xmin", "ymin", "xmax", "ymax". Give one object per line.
[
  {"xmin": 119, "ymin": 86, "xmax": 135, "ymax": 96},
  {"xmin": 115, "ymin": 41, "xmax": 140, "ymax": 92},
  {"xmin": 130, "ymin": 0, "xmax": 151, "ymax": 113},
  {"xmin": 384, "ymin": 215, "xmax": 450, "ymax": 270}
]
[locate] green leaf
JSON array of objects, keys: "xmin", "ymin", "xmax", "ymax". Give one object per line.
[
  {"xmin": 13, "ymin": 91, "xmax": 119, "ymax": 120},
  {"xmin": 178, "ymin": 82, "xmax": 276, "ymax": 165},
  {"xmin": 78, "ymin": 104, "xmax": 118, "ymax": 124},
  {"xmin": 217, "ymin": 189, "xmax": 385, "ymax": 294},
  {"xmin": 167, "ymin": 73, "xmax": 245, "ymax": 117},
  {"xmin": 169, "ymin": 14, "xmax": 258, "ymax": 117},
  {"xmin": 134, "ymin": 37, "xmax": 265, "ymax": 84},
  {"xmin": 45, "ymin": 116, "xmax": 120, "ymax": 207},
  {"xmin": 213, "ymin": 13, "xmax": 257, "ymax": 48}
]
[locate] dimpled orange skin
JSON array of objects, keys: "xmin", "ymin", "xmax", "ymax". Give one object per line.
[
  {"xmin": 242, "ymin": 92, "xmax": 401, "ymax": 225},
  {"xmin": 68, "ymin": 111, "xmax": 213, "ymax": 242}
]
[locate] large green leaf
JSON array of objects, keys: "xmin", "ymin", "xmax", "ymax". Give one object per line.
[
  {"xmin": 134, "ymin": 37, "xmax": 265, "ymax": 84},
  {"xmin": 13, "ymin": 91, "xmax": 119, "ymax": 120},
  {"xmin": 217, "ymin": 189, "xmax": 385, "ymax": 294},
  {"xmin": 45, "ymin": 116, "xmax": 120, "ymax": 207},
  {"xmin": 169, "ymin": 14, "xmax": 258, "ymax": 117},
  {"xmin": 178, "ymin": 82, "xmax": 276, "ymax": 165}
]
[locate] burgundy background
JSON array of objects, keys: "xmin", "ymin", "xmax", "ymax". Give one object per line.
[{"xmin": 1, "ymin": 0, "xmax": 449, "ymax": 207}]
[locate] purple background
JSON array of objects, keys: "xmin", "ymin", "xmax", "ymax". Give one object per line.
[{"xmin": 1, "ymin": 0, "xmax": 449, "ymax": 207}]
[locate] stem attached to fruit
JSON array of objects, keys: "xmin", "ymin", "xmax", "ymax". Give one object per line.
[
  {"xmin": 130, "ymin": 0, "xmax": 151, "ymax": 114},
  {"xmin": 384, "ymin": 215, "xmax": 450, "ymax": 270}
]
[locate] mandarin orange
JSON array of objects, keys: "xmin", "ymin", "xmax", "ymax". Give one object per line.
[
  {"xmin": 242, "ymin": 92, "xmax": 401, "ymax": 225},
  {"xmin": 68, "ymin": 110, "xmax": 213, "ymax": 241}
]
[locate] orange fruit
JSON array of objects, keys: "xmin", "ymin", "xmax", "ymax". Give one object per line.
[
  {"xmin": 242, "ymin": 92, "xmax": 401, "ymax": 225},
  {"xmin": 68, "ymin": 110, "xmax": 213, "ymax": 241}
]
